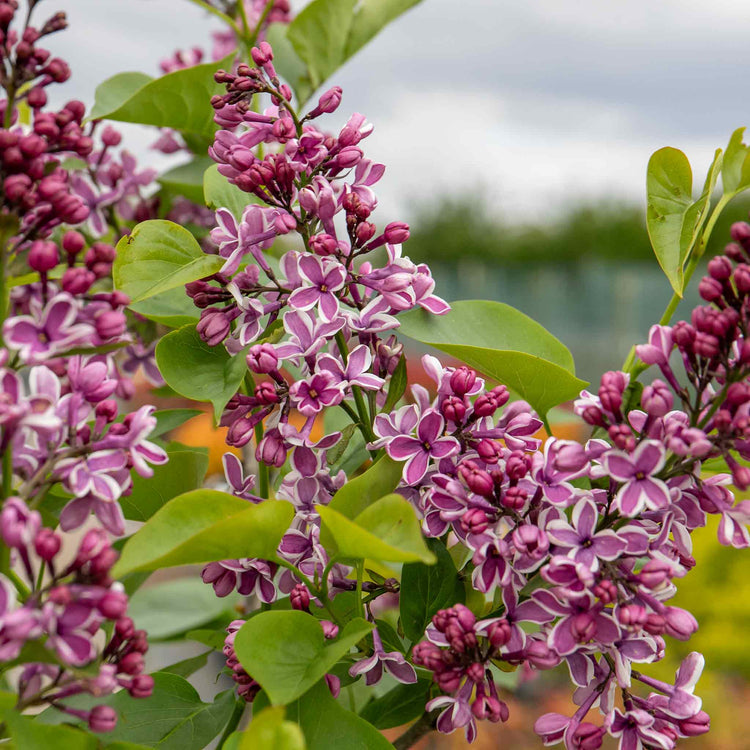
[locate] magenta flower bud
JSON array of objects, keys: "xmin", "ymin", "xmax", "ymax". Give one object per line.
[
  {"xmin": 27, "ymin": 85, "xmax": 47, "ymax": 108},
  {"xmin": 618, "ymin": 603, "xmax": 648, "ymax": 630},
  {"xmin": 512, "ymin": 524, "xmax": 549, "ymax": 558},
  {"xmin": 290, "ymin": 583, "xmax": 310, "ymax": 611},
  {"xmin": 28, "ymin": 240, "xmax": 60, "ymax": 272},
  {"xmin": 75, "ymin": 528, "xmax": 110, "ymax": 566},
  {"xmin": 383, "ymin": 221, "xmax": 410, "ymax": 245},
  {"xmin": 524, "ymin": 639, "xmax": 559, "ymax": 669},
  {"xmin": 119, "ymin": 651, "xmax": 145, "ymax": 675},
  {"xmin": 88, "ymin": 705, "xmax": 117, "ymax": 733},
  {"xmin": 129, "ymin": 674, "xmax": 155, "ymax": 699},
  {"xmin": 638, "ymin": 559, "xmax": 672, "ymax": 589},
  {"xmin": 725, "ymin": 241, "xmax": 746, "ymax": 262},
  {"xmin": 99, "ymin": 591, "xmax": 129, "ymax": 619},
  {"xmin": 581, "ymin": 405, "xmax": 606, "ymax": 427},
  {"xmin": 466, "ymin": 662, "xmax": 485, "ymax": 683},
  {"xmin": 694, "ymin": 331, "xmax": 720, "ymax": 358},
  {"xmin": 95, "ymin": 310, "xmax": 126, "ymax": 340},
  {"xmin": 708, "ymin": 255, "xmax": 733, "ymax": 280},
  {"xmin": 475, "ymin": 439, "xmax": 502, "ymax": 463},
  {"xmin": 731, "ymin": 221, "xmax": 750, "ymax": 247},
  {"xmin": 48, "ymin": 585, "xmax": 71, "ymax": 606},
  {"xmin": 197, "ymin": 309, "xmax": 230, "ymax": 346},
  {"xmin": 678, "ymin": 711, "xmax": 710, "ymax": 737},
  {"xmin": 699, "ymin": 276, "xmax": 724, "ymax": 302},
  {"xmin": 355, "ymin": 221, "xmax": 376, "ymax": 244},
  {"xmin": 1, "ymin": 497, "xmax": 41, "ymax": 548},
  {"xmin": 101, "ymin": 126, "xmax": 122, "ymax": 147},
  {"xmin": 672, "ymin": 321, "xmax": 696, "ymax": 350},
  {"xmin": 641, "ymin": 379, "xmax": 673, "ymax": 417},
  {"xmin": 663, "ymin": 606, "xmax": 698, "ymax": 640},
  {"xmin": 62, "ymin": 267, "xmax": 95, "ymax": 294},
  {"xmin": 734, "ymin": 263, "xmax": 750, "ymax": 293},
  {"xmin": 309, "ymin": 233, "xmax": 339, "ymax": 256},
  {"xmin": 62, "ymin": 229, "xmax": 85, "ymax": 255},
  {"xmin": 251, "ymin": 41, "xmax": 273, "ymax": 66},
  {"xmin": 34, "ymin": 528, "xmax": 61, "ymax": 561},
  {"xmin": 571, "ymin": 612, "xmax": 597, "ymax": 643},
  {"xmin": 453, "ymin": 604, "xmax": 476, "ymax": 631},
  {"xmin": 4, "ymin": 173, "xmax": 31, "ymax": 201},
  {"xmin": 732, "ymin": 463, "xmax": 750, "ymax": 490},
  {"xmin": 279, "ymin": 84, "xmax": 292, "ymax": 101},
  {"xmin": 314, "ymin": 86, "xmax": 342, "ymax": 115},
  {"xmin": 458, "ymin": 461, "xmax": 494, "ymax": 496},
  {"xmin": 506, "ymin": 451, "xmax": 531, "ymax": 480},
  {"xmin": 598, "ymin": 384, "xmax": 622, "ymax": 414},
  {"xmin": 644, "ymin": 613, "xmax": 666, "ymax": 635},
  {"xmin": 336, "ymin": 146, "xmax": 362, "ymax": 168},
  {"xmin": 256, "ymin": 431, "xmax": 287, "ymax": 468},
  {"xmin": 553, "ymin": 442, "xmax": 587, "ymax": 472},
  {"xmin": 450, "ymin": 366, "xmax": 477, "ymax": 396},
  {"xmin": 473, "ymin": 394, "xmax": 498, "ymax": 417},
  {"xmin": 95, "ymin": 399, "xmax": 119, "ymax": 424},
  {"xmin": 487, "ymin": 618, "xmax": 512, "ymax": 648},
  {"xmin": 441, "ymin": 395, "xmax": 467, "ymax": 423},
  {"xmin": 436, "ymin": 669, "xmax": 463, "ymax": 692},
  {"xmin": 246, "ymin": 343, "xmax": 278, "ymax": 374},
  {"xmin": 593, "ymin": 579, "xmax": 617, "ymax": 603},
  {"xmin": 461, "ymin": 508, "xmax": 489, "ymax": 535},
  {"xmin": 572, "ymin": 723, "xmax": 605, "ymax": 750},
  {"xmin": 274, "ymin": 212, "xmax": 297, "ymax": 234},
  {"xmin": 254, "ymin": 382, "xmax": 278, "ymax": 405},
  {"xmin": 412, "ymin": 641, "xmax": 444, "ymax": 671},
  {"xmin": 116, "ymin": 616, "xmax": 136, "ymax": 640},
  {"xmin": 320, "ymin": 620, "xmax": 339, "ymax": 639}
]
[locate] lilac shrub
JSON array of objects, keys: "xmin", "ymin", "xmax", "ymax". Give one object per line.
[{"xmin": 2, "ymin": 0, "xmax": 749, "ymax": 748}]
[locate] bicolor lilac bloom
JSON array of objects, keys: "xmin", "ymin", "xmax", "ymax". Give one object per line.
[
  {"xmin": 601, "ymin": 440, "xmax": 671, "ymax": 516},
  {"xmin": 348, "ymin": 627, "xmax": 416, "ymax": 686},
  {"xmin": 210, "ymin": 206, "xmax": 279, "ymax": 275},
  {"xmin": 635, "ymin": 652, "xmax": 704, "ymax": 720},
  {"xmin": 59, "ymin": 493, "xmax": 127, "ymax": 537},
  {"xmin": 275, "ymin": 310, "xmax": 346, "ymax": 363},
  {"xmin": 69, "ymin": 174, "xmax": 119, "ymax": 236},
  {"xmin": 343, "ymin": 296, "xmax": 398, "ymax": 334},
  {"xmin": 316, "ymin": 345, "xmax": 384, "ymax": 391},
  {"xmin": 386, "ymin": 410, "xmax": 459, "ymax": 484},
  {"xmin": 471, "ymin": 538, "xmax": 512, "ymax": 594},
  {"xmin": 288, "ymin": 255, "xmax": 347, "ymax": 322},
  {"xmin": 426, "ymin": 680, "xmax": 477, "ymax": 743},
  {"xmin": 4, "ymin": 294, "xmax": 91, "ymax": 363},
  {"xmin": 202, "ymin": 558, "xmax": 277, "ymax": 602},
  {"xmin": 546, "ymin": 496, "xmax": 627, "ymax": 569},
  {"xmin": 289, "ymin": 372, "xmax": 345, "ymax": 416},
  {"xmin": 604, "ymin": 707, "xmax": 674, "ymax": 750},
  {"xmin": 42, "ymin": 601, "xmax": 101, "ymax": 667},
  {"xmin": 106, "ymin": 405, "xmax": 168, "ymax": 478},
  {"xmin": 222, "ymin": 453, "xmax": 260, "ymax": 502},
  {"xmin": 121, "ymin": 343, "xmax": 164, "ymax": 386},
  {"xmin": 67, "ymin": 357, "xmax": 118, "ymax": 403},
  {"xmin": 370, "ymin": 403, "xmax": 420, "ymax": 449}
]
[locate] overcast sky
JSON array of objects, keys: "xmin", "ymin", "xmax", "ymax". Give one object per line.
[{"xmin": 45, "ymin": 0, "xmax": 750, "ymax": 223}]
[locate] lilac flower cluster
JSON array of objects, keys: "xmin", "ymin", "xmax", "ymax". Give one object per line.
[
  {"xmin": 182, "ymin": 37, "xmax": 750, "ymax": 748},
  {"xmin": 0, "ymin": 1, "xmax": 166, "ymax": 732},
  {"xmin": 194, "ymin": 41, "xmax": 446, "ymax": 614},
  {"xmin": 1, "ymin": 511, "xmax": 153, "ymax": 731}
]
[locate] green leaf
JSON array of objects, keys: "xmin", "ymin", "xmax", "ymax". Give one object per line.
[
  {"xmin": 112, "ymin": 489, "xmax": 294, "ymax": 578},
  {"xmin": 234, "ymin": 611, "xmax": 373, "ymax": 705},
  {"xmin": 88, "ymin": 54, "xmax": 234, "ymax": 141},
  {"xmin": 646, "ymin": 147, "xmax": 721, "ymax": 296},
  {"xmin": 398, "ymin": 300, "xmax": 587, "ymax": 416},
  {"xmin": 381, "ymin": 354, "xmax": 407, "ymax": 413},
  {"xmin": 345, "ymin": 0, "xmax": 422, "ymax": 57},
  {"xmin": 128, "ymin": 578, "xmax": 239, "ymax": 640},
  {"xmin": 159, "ymin": 156, "xmax": 214, "ymax": 204},
  {"xmin": 161, "ymin": 650, "xmax": 211, "ymax": 678},
  {"xmin": 151, "ymin": 409, "xmax": 203, "ymax": 438},
  {"xmin": 155, "ymin": 324, "xmax": 248, "ymax": 421},
  {"xmin": 39, "ymin": 673, "xmax": 235, "ymax": 750},
  {"xmin": 286, "ymin": 0, "xmax": 357, "ymax": 91},
  {"xmin": 186, "ymin": 628, "xmax": 226, "ymax": 651},
  {"xmin": 318, "ymin": 493, "xmax": 435, "ymax": 564},
  {"xmin": 400, "ymin": 538, "xmax": 465, "ymax": 642},
  {"xmin": 281, "ymin": 0, "xmax": 422, "ymax": 103},
  {"xmin": 203, "ymin": 163, "xmax": 254, "ymax": 219},
  {"xmin": 120, "ymin": 445, "xmax": 208, "ymax": 522},
  {"xmin": 239, "ymin": 706, "xmax": 306, "ymax": 750},
  {"xmin": 0, "ymin": 711, "xmax": 97, "ymax": 750},
  {"xmin": 89, "ymin": 72, "xmax": 153, "ymax": 121},
  {"xmin": 722, "ymin": 127, "xmax": 750, "ymax": 197},
  {"xmin": 287, "ymin": 681, "xmax": 393, "ymax": 750},
  {"xmin": 114, "ymin": 220, "xmax": 223, "ymax": 304},
  {"xmin": 328, "ymin": 454, "xmax": 403, "ymax": 518},
  {"xmin": 359, "ymin": 678, "xmax": 432, "ymax": 729},
  {"xmin": 129, "ymin": 286, "xmax": 200, "ymax": 329}
]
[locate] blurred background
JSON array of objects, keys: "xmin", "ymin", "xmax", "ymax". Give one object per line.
[{"xmin": 45, "ymin": 0, "xmax": 750, "ymax": 745}]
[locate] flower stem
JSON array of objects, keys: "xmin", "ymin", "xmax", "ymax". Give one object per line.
[{"xmin": 393, "ymin": 712, "xmax": 437, "ymax": 750}]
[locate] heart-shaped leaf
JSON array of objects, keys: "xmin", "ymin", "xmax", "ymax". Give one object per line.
[
  {"xmin": 234, "ymin": 612, "xmax": 373, "ymax": 705},
  {"xmin": 155, "ymin": 324, "xmax": 248, "ymax": 421},
  {"xmin": 112, "ymin": 490, "xmax": 293, "ymax": 578},
  {"xmin": 398, "ymin": 300, "xmax": 587, "ymax": 416},
  {"xmin": 319, "ymin": 493, "xmax": 434, "ymax": 564},
  {"xmin": 328, "ymin": 454, "xmax": 402, "ymax": 519},
  {"xmin": 114, "ymin": 220, "xmax": 223, "ymax": 304}
]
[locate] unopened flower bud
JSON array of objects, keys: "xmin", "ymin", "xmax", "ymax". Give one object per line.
[
  {"xmin": 34, "ymin": 528, "xmax": 61, "ymax": 561},
  {"xmin": 290, "ymin": 584, "xmax": 310, "ymax": 611},
  {"xmin": 88, "ymin": 705, "xmax": 117, "ymax": 733},
  {"xmin": 247, "ymin": 343, "xmax": 278, "ymax": 374}
]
